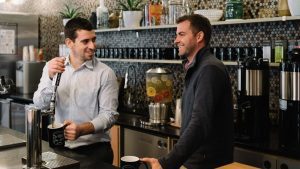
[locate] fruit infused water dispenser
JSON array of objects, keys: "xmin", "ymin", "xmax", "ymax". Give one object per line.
[{"xmin": 146, "ymin": 68, "xmax": 173, "ymax": 125}]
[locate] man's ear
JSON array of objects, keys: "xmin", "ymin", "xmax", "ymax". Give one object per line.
[
  {"xmin": 65, "ymin": 38, "xmax": 74, "ymax": 48},
  {"xmin": 196, "ymin": 31, "xmax": 204, "ymax": 43}
]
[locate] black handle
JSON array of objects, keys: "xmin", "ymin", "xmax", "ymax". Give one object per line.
[{"xmin": 141, "ymin": 161, "xmax": 149, "ymax": 169}]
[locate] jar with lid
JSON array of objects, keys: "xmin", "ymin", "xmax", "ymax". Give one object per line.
[
  {"xmin": 168, "ymin": 0, "xmax": 182, "ymax": 25},
  {"xmin": 225, "ymin": 0, "xmax": 243, "ymax": 20}
]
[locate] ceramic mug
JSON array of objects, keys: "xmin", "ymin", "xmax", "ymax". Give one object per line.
[
  {"xmin": 47, "ymin": 123, "xmax": 66, "ymax": 148},
  {"xmin": 120, "ymin": 156, "xmax": 148, "ymax": 169}
]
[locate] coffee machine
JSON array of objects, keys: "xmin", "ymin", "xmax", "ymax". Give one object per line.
[
  {"xmin": 236, "ymin": 56, "xmax": 270, "ymax": 142},
  {"xmin": 279, "ymin": 48, "xmax": 300, "ymax": 150}
]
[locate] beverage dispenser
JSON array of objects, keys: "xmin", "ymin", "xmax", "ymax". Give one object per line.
[
  {"xmin": 236, "ymin": 56, "xmax": 270, "ymax": 142},
  {"xmin": 146, "ymin": 68, "xmax": 173, "ymax": 125},
  {"xmin": 279, "ymin": 48, "xmax": 300, "ymax": 150}
]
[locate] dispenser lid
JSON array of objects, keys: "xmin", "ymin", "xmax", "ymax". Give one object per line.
[{"xmin": 146, "ymin": 68, "xmax": 171, "ymax": 74}]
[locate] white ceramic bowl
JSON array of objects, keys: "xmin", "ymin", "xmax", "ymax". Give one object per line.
[{"xmin": 194, "ymin": 9, "xmax": 223, "ymax": 22}]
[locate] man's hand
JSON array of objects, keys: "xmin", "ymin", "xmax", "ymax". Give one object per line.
[
  {"xmin": 63, "ymin": 120, "xmax": 95, "ymax": 141},
  {"xmin": 140, "ymin": 157, "xmax": 163, "ymax": 169},
  {"xmin": 48, "ymin": 57, "xmax": 65, "ymax": 79},
  {"xmin": 63, "ymin": 120, "xmax": 80, "ymax": 141}
]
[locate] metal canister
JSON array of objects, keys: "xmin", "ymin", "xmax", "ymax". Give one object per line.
[
  {"xmin": 26, "ymin": 105, "xmax": 42, "ymax": 168},
  {"xmin": 291, "ymin": 62, "xmax": 300, "ymax": 101},
  {"xmin": 242, "ymin": 58, "xmax": 269, "ymax": 96},
  {"xmin": 280, "ymin": 62, "xmax": 291, "ymax": 100}
]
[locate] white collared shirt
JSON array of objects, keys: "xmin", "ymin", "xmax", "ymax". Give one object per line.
[{"xmin": 33, "ymin": 56, "xmax": 119, "ymax": 148}]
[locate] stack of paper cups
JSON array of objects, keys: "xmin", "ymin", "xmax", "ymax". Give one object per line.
[
  {"xmin": 175, "ymin": 98, "xmax": 182, "ymax": 127},
  {"xmin": 23, "ymin": 46, "xmax": 29, "ymax": 62},
  {"xmin": 29, "ymin": 45, "xmax": 35, "ymax": 62}
]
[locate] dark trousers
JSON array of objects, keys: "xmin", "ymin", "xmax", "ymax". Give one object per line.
[{"xmin": 54, "ymin": 142, "xmax": 113, "ymax": 168}]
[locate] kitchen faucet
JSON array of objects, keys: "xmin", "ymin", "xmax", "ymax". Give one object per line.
[
  {"xmin": 124, "ymin": 65, "xmax": 136, "ymax": 89},
  {"xmin": 123, "ymin": 65, "xmax": 137, "ymax": 113}
]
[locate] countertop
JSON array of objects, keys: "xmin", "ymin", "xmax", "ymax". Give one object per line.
[
  {"xmin": 8, "ymin": 93, "xmax": 34, "ymax": 103},
  {"xmin": 4, "ymin": 94, "xmax": 300, "ymax": 161},
  {"xmin": 116, "ymin": 113, "xmax": 180, "ymax": 138},
  {"xmin": 117, "ymin": 113, "xmax": 300, "ymax": 161},
  {"xmin": 0, "ymin": 126, "xmax": 118, "ymax": 169}
]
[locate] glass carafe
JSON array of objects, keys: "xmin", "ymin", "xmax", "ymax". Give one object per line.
[{"xmin": 146, "ymin": 68, "xmax": 173, "ymax": 103}]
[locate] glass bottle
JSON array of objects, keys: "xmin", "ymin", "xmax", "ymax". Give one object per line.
[
  {"xmin": 181, "ymin": 0, "xmax": 191, "ymax": 16},
  {"xmin": 119, "ymin": 10, "xmax": 124, "ymax": 28},
  {"xmin": 278, "ymin": 0, "xmax": 291, "ymax": 16},
  {"xmin": 89, "ymin": 12, "xmax": 97, "ymax": 29},
  {"xmin": 168, "ymin": 0, "xmax": 181, "ymax": 25},
  {"xmin": 96, "ymin": 0, "xmax": 109, "ymax": 29},
  {"xmin": 160, "ymin": 0, "xmax": 169, "ymax": 25},
  {"xmin": 225, "ymin": 0, "xmax": 243, "ymax": 20}
]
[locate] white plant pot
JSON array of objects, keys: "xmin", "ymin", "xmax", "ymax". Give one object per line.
[
  {"xmin": 288, "ymin": 0, "xmax": 300, "ymax": 16},
  {"xmin": 63, "ymin": 18, "xmax": 71, "ymax": 26},
  {"xmin": 123, "ymin": 11, "xmax": 142, "ymax": 28}
]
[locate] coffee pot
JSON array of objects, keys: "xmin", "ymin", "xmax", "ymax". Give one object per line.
[
  {"xmin": 146, "ymin": 68, "xmax": 173, "ymax": 125},
  {"xmin": 236, "ymin": 56, "xmax": 270, "ymax": 142},
  {"xmin": 279, "ymin": 48, "xmax": 300, "ymax": 150}
]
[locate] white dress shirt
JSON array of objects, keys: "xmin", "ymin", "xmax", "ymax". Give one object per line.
[{"xmin": 33, "ymin": 56, "xmax": 119, "ymax": 148}]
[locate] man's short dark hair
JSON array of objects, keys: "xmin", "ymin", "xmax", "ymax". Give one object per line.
[
  {"xmin": 176, "ymin": 14, "xmax": 212, "ymax": 46},
  {"xmin": 64, "ymin": 17, "xmax": 93, "ymax": 41}
]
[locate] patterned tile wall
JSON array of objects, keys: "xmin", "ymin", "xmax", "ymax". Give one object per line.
[
  {"xmin": 0, "ymin": 0, "xmax": 288, "ymax": 59},
  {"xmin": 0, "ymin": 0, "xmax": 298, "ymax": 123}
]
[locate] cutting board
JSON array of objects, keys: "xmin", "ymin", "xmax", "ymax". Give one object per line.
[{"xmin": 0, "ymin": 134, "xmax": 26, "ymax": 150}]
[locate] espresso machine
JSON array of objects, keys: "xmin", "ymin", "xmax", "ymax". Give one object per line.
[
  {"xmin": 145, "ymin": 68, "xmax": 173, "ymax": 125},
  {"xmin": 279, "ymin": 48, "xmax": 300, "ymax": 150},
  {"xmin": 236, "ymin": 56, "xmax": 270, "ymax": 142}
]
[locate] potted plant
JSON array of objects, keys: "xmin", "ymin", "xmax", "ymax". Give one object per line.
[
  {"xmin": 118, "ymin": 0, "xmax": 143, "ymax": 28},
  {"xmin": 60, "ymin": 4, "xmax": 82, "ymax": 26}
]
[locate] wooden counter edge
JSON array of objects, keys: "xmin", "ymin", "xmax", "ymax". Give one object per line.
[{"xmin": 216, "ymin": 162, "xmax": 260, "ymax": 169}]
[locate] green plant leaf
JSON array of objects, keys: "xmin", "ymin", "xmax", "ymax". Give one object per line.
[
  {"xmin": 127, "ymin": 0, "xmax": 132, "ymax": 10},
  {"xmin": 118, "ymin": 0, "xmax": 142, "ymax": 11},
  {"xmin": 60, "ymin": 4, "xmax": 81, "ymax": 18}
]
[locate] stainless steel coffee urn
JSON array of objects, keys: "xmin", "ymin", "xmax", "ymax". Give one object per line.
[
  {"xmin": 279, "ymin": 48, "xmax": 300, "ymax": 150},
  {"xmin": 146, "ymin": 68, "xmax": 173, "ymax": 125},
  {"xmin": 236, "ymin": 56, "xmax": 270, "ymax": 142}
]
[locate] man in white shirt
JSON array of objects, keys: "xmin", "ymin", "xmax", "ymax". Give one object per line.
[{"xmin": 33, "ymin": 17, "xmax": 119, "ymax": 165}]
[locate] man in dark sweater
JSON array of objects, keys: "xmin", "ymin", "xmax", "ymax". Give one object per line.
[{"xmin": 141, "ymin": 14, "xmax": 234, "ymax": 169}]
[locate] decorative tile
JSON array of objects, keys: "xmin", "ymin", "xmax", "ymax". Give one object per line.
[{"xmin": 0, "ymin": 0, "xmax": 298, "ymax": 122}]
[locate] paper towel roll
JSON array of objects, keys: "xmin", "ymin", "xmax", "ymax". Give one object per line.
[
  {"xmin": 29, "ymin": 45, "xmax": 35, "ymax": 62},
  {"xmin": 23, "ymin": 46, "xmax": 29, "ymax": 62}
]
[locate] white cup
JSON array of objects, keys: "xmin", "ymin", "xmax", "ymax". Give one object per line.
[
  {"xmin": 175, "ymin": 98, "xmax": 182, "ymax": 127},
  {"xmin": 23, "ymin": 46, "xmax": 29, "ymax": 62},
  {"xmin": 29, "ymin": 45, "xmax": 35, "ymax": 62}
]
